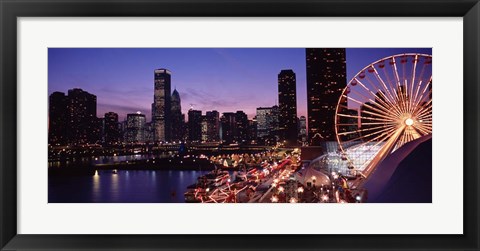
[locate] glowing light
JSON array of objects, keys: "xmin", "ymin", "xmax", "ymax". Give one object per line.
[
  {"xmin": 271, "ymin": 195, "xmax": 279, "ymax": 203},
  {"xmin": 405, "ymin": 118, "xmax": 414, "ymax": 126},
  {"xmin": 289, "ymin": 198, "xmax": 297, "ymax": 203},
  {"xmin": 278, "ymin": 186, "xmax": 285, "ymax": 193},
  {"xmin": 297, "ymin": 187, "xmax": 304, "ymax": 193},
  {"xmin": 321, "ymin": 194, "xmax": 329, "ymax": 202}
]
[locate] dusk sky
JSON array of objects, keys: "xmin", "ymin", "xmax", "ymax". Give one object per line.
[{"xmin": 48, "ymin": 48, "xmax": 431, "ymax": 121}]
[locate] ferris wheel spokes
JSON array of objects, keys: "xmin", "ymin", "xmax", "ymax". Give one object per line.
[{"xmin": 335, "ymin": 53, "xmax": 432, "ymax": 179}]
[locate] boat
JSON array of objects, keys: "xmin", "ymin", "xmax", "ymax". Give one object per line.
[
  {"xmin": 184, "ymin": 169, "xmax": 230, "ymax": 202},
  {"xmin": 184, "ymin": 184, "xmax": 205, "ymax": 203},
  {"xmin": 235, "ymin": 167, "xmax": 258, "ymax": 181},
  {"xmin": 203, "ymin": 169, "xmax": 230, "ymax": 187}
]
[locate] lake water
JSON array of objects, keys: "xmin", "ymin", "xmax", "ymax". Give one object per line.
[{"xmin": 48, "ymin": 170, "xmax": 208, "ymax": 203}]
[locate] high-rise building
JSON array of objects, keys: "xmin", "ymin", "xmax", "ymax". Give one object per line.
[
  {"xmin": 235, "ymin": 111, "xmax": 248, "ymax": 142},
  {"xmin": 278, "ymin": 69, "xmax": 298, "ymax": 145},
  {"xmin": 220, "ymin": 112, "xmax": 236, "ymax": 143},
  {"xmin": 171, "ymin": 88, "xmax": 184, "ymax": 142},
  {"xmin": 104, "ymin": 112, "xmax": 120, "ymax": 145},
  {"xmin": 299, "ymin": 116, "xmax": 307, "ymax": 142},
  {"xmin": 306, "ymin": 48, "xmax": 347, "ymax": 142},
  {"xmin": 188, "ymin": 109, "xmax": 202, "ymax": 142},
  {"xmin": 66, "ymin": 88, "xmax": 99, "ymax": 144},
  {"xmin": 256, "ymin": 107, "xmax": 271, "ymax": 138},
  {"xmin": 152, "ymin": 69, "xmax": 172, "ymax": 142},
  {"xmin": 49, "ymin": 92, "xmax": 68, "ymax": 145},
  {"xmin": 270, "ymin": 105, "xmax": 280, "ymax": 138},
  {"xmin": 144, "ymin": 122, "xmax": 154, "ymax": 143},
  {"xmin": 256, "ymin": 106, "xmax": 279, "ymax": 139},
  {"xmin": 201, "ymin": 116, "xmax": 208, "ymax": 142},
  {"xmin": 248, "ymin": 118, "xmax": 257, "ymax": 142},
  {"xmin": 126, "ymin": 112, "xmax": 146, "ymax": 143},
  {"xmin": 205, "ymin": 110, "xmax": 220, "ymax": 142}
]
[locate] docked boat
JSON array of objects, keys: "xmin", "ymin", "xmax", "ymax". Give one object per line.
[
  {"xmin": 184, "ymin": 169, "xmax": 230, "ymax": 202},
  {"xmin": 184, "ymin": 184, "xmax": 207, "ymax": 203},
  {"xmin": 236, "ymin": 167, "xmax": 258, "ymax": 181},
  {"xmin": 203, "ymin": 169, "xmax": 230, "ymax": 187}
]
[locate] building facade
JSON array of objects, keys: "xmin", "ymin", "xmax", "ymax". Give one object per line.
[
  {"xmin": 256, "ymin": 106, "xmax": 279, "ymax": 139},
  {"xmin": 188, "ymin": 109, "xmax": 202, "ymax": 142},
  {"xmin": 104, "ymin": 112, "xmax": 120, "ymax": 145},
  {"xmin": 152, "ymin": 69, "xmax": 172, "ymax": 142},
  {"xmin": 49, "ymin": 92, "xmax": 68, "ymax": 145},
  {"xmin": 299, "ymin": 116, "xmax": 307, "ymax": 143},
  {"xmin": 125, "ymin": 112, "xmax": 146, "ymax": 143},
  {"xmin": 235, "ymin": 111, "xmax": 248, "ymax": 142},
  {"xmin": 306, "ymin": 48, "xmax": 347, "ymax": 142},
  {"xmin": 205, "ymin": 110, "xmax": 220, "ymax": 142},
  {"xmin": 220, "ymin": 112, "xmax": 236, "ymax": 143},
  {"xmin": 171, "ymin": 88, "xmax": 184, "ymax": 142},
  {"xmin": 68, "ymin": 88, "xmax": 99, "ymax": 144},
  {"xmin": 278, "ymin": 69, "xmax": 298, "ymax": 145}
]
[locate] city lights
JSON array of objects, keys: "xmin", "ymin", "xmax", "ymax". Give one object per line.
[{"xmin": 48, "ymin": 48, "xmax": 432, "ymax": 204}]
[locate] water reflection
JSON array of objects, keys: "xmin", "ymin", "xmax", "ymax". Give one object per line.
[
  {"xmin": 92, "ymin": 170, "xmax": 100, "ymax": 202},
  {"xmin": 50, "ymin": 170, "xmax": 208, "ymax": 203}
]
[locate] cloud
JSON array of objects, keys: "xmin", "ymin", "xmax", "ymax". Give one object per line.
[{"xmin": 182, "ymin": 87, "xmax": 238, "ymax": 109}]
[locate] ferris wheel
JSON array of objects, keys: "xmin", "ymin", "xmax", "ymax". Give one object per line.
[{"xmin": 335, "ymin": 53, "xmax": 432, "ymax": 177}]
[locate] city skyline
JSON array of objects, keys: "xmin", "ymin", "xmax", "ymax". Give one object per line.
[
  {"xmin": 48, "ymin": 48, "xmax": 431, "ymax": 121},
  {"xmin": 48, "ymin": 48, "xmax": 433, "ymax": 204}
]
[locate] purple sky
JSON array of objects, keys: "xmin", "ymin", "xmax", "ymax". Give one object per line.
[{"xmin": 48, "ymin": 48, "xmax": 431, "ymax": 121}]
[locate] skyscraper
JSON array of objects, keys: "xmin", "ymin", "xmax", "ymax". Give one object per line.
[
  {"xmin": 201, "ymin": 116, "xmax": 208, "ymax": 142},
  {"xmin": 248, "ymin": 118, "xmax": 257, "ymax": 142},
  {"xmin": 152, "ymin": 69, "xmax": 172, "ymax": 142},
  {"xmin": 278, "ymin": 69, "xmax": 298, "ymax": 145},
  {"xmin": 256, "ymin": 106, "xmax": 279, "ymax": 139},
  {"xmin": 235, "ymin": 111, "xmax": 248, "ymax": 142},
  {"xmin": 66, "ymin": 88, "xmax": 99, "ymax": 144},
  {"xmin": 171, "ymin": 88, "xmax": 184, "ymax": 142},
  {"xmin": 188, "ymin": 109, "xmax": 202, "ymax": 142},
  {"xmin": 205, "ymin": 110, "xmax": 220, "ymax": 142},
  {"xmin": 220, "ymin": 112, "xmax": 236, "ymax": 143},
  {"xmin": 299, "ymin": 116, "xmax": 307, "ymax": 143},
  {"xmin": 256, "ymin": 107, "xmax": 271, "ymax": 138},
  {"xmin": 126, "ymin": 112, "xmax": 146, "ymax": 143},
  {"xmin": 306, "ymin": 48, "xmax": 347, "ymax": 142},
  {"xmin": 49, "ymin": 92, "xmax": 67, "ymax": 145},
  {"xmin": 104, "ymin": 112, "xmax": 120, "ymax": 145}
]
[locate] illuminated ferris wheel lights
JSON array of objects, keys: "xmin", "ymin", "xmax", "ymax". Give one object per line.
[
  {"xmin": 335, "ymin": 53, "xmax": 432, "ymax": 177},
  {"xmin": 405, "ymin": 118, "xmax": 414, "ymax": 126}
]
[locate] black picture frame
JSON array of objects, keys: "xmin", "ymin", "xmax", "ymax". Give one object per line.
[{"xmin": 1, "ymin": 0, "xmax": 479, "ymax": 250}]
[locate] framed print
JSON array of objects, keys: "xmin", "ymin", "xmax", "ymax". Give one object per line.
[{"xmin": 1, "ymin": 0, "xmax": 479, "ymax": 250}]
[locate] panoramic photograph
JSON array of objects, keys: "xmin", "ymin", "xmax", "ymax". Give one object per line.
[{"xmin": 48, "ymin": 48, "xmax": 432, "ymax": 203}]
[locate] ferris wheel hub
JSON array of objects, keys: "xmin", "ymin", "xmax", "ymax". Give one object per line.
[{"xmin": 405, "ymin": 118, "xmax": 414, "ymax": 126}]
